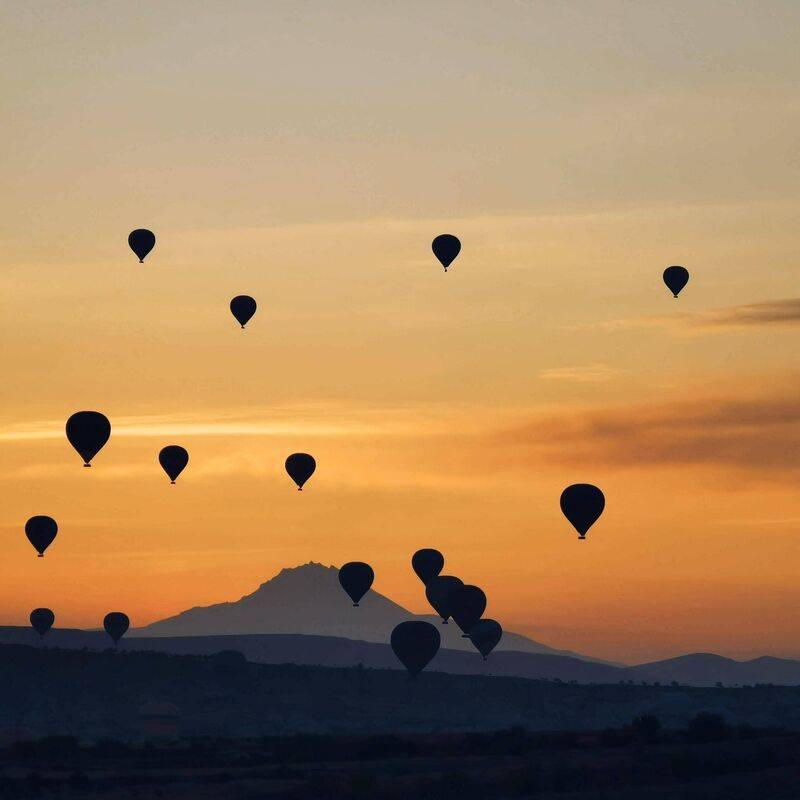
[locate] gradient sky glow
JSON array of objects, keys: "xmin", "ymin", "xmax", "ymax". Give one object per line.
[{"xmin": 1, "ymin": 2, "xmax": 799, "ymax": 663}]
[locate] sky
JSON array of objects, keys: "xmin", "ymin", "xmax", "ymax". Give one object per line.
[{"xmin": 1, "ymin": 1, "xmax": 798, "ymax": 663}]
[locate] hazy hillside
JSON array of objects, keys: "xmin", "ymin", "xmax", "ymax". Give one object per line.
[
  {"xmin": 2, "ymin": 643, "xmax": 800, "ymax": 742},
  {"xmin": 634, "ymin": 653, "xmax": 800, "ymax": 687},
  {"xmin": 135, "ymin": 561, "xmax": 599, "ymax": 661}
]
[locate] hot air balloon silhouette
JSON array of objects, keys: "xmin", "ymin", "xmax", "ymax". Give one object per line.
[
  {"xmin": 66, "ymin": 411, "xmax": 111, "ymax": 467},
  {"xmin": 391, "ymin": 621, "xmax": 441, "ymax": 677},
  {"xmin": 425, "ymin": 575, "xmax": 463, "ymax": 623},
  {"xmin": 663, "ymin": 265, "xmax": 689, "ymax": 298},
  {"xmin": 25, "ymin": 516, "xmax": 57, "ymax": 557},
  {"xmin": 230, "ymin": 295, "xmax": 257, "ymax": 329},
  {"xmin": 411, "ymin": 548, "xmax": 444, "ymax": 585},
  {"xmin": 560, "ymin": 483, "xmax": 605, "ymax": 539},
  {"xmin": 128, "ymin": 229, "xmax": 156, "ymax": 262},
  {"xmin": 338, "ymin": 561, "xmax": 374, "ymax": 606},
  {"xmin": 285, "ymin": 453, "xmax": 316, "ymax": 490},
  {"xmin": 432, "ymin": 234, "xmax": 461, "ymax": 272},
  {"xmin": 468, "ymin": 619, "xmax": 502, "ymax": 660},
  {"xmin": 30, "ymin": 608, "xmax": 55, "ymax": 637},
  {"xmin": 159, "ymin": 446, "xmax": 188, "ymax": 484},
  {"xmin": 104, "ymin": 612, "xmax": 130, "ymax": 644},
  {"xmin": 450, "ymin": 584, "xmax": 487, "ymax": 637}
]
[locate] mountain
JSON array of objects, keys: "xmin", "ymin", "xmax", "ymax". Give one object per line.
[
  {"xmin": 634, "ymin": 653, "xmax": 800, "ymax": 688},
  {"xmin": 135, "ymin": 561, "xmax": 601, "ymax": 661}
]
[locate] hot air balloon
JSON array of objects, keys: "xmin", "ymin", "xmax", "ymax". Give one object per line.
[
  {"xmin": 411, "ymin": 548, "xmax": 444, "ymax": 585},
  {"xmin": 560, "ymin": 483, "xmax": 605, "ymax": 539},
  {"xmin": 128, "ymin": 229, "xmax": 156, "ymax": 262},
  {"xmin": 338, "ymin": 561, "xmax": 374, "ymax": 606},
  {"xmin": 30, "ymin": 608, "xmax": 55, "ymax": 637},
  {"xmin": 663, "ymin": 265, "xmax": 689, "ymax": 298},
  {"xmin": 432, "ymin": 234, "xmax": 461, "ymax": 272},
  {"xmin": 450, "ymin": 584, "xmax": 487, "ymax": 637},
  {"xmin": 285, "ymin": 453, "xmax": 316, "ymax": 490},
  {"xmin": 425, "ymin": 575, "xmax": 463, "ymax": 623},
  {"xmin": 25, "ymin": 516, "xmax": 57, "ymax": 557},
  {"xmin": 159, "ymin": 445, "xmax": 188, "ymax": 484},
  {"xmin": 103, "ymin": 612, "xmax": 129, "ymax": 644},
  {"xmin": 468, "ymin": 619, "xmax": 502, "ymax": 660},
  {"xmin": 391, "ymin": 621, "xmax": 441, "ymax": 677},
  {"xmin": 230, "ymin": 295, "xmax": 257, "ymax": 329},
  {"xmin": 66, "ymin": 411, "xmax": 111, "ymax": 467}
]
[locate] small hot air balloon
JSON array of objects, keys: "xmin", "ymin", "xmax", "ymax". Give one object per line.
[
  {"xmin": 411, "ymin": 548, "xmax": 444, "ymax": 585},
  {"xmin": 432, "ymin": 234, "xmax": 461, "ymax": 272},
  {"xmin": 391, "ymin": 621, "xmax": 441, "ymax": 677},
  {"xmin": 25, "ymin": 516, "xmax": 57, "ymax": 557},
  {"xmin": 159, "ymin": 445, "xmax": 188, "ymax": 484},
  {"xmin": 560, "ymin": 483, "xmax": 605, "ymax": 539},
  {"xmin": 128, "ymin": 229, "xmax": 156, "ymax": 262},
  {"xmin": 663, "ymin": 265, "xmax": 689, "ymax": 298},
  {"xmin": 30, "ymin": 608, "xmax": 55, "ymax": 637},
  {"xmin": 285, "ymin": 453, "xmax": 316, "ymax": 490},
  {"xmin": 425, "ymin": 575, "xmax": 463, "ymax": 623},
  {"xmin": 103, "ymin": 612, "xmax": 129, "ymax": 644},
  {"xmin": 230, "ymin": 295, "xmax": 257, "ymax": 329},
  {"xmin": 450, "ymin": 584, "xmax": 487, "ymax": 637},
  {"xmin": 66, "ymin": 411, "xmax": 111, "ymax": 467},
  {"xmin": 468, "ymin": 619, "xmax": 502, "ymax": 660},
  {"xmin": 338, "ymin": 561, "xmax": 374, "ymax": 607}
]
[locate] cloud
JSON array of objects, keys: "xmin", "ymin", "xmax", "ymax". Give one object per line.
[
  {"xmin": 499, "ymin": 388, "xmax": 800, "ymax": 474},
  {"xmin": 538, "ymin": 364, "xmax": 625, "ymax": 383}
]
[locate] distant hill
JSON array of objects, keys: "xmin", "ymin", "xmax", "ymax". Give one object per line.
[
  {"xmin": 2, "ymin": 643, "xmax": 800, "ymax": 741},
  {"xmin": 633, "ymin": 653, "xmax": 800, "ymax": 687},
  {"xmin": 135, "ymin": 561, "xmax": 601, "ymax": 661}
]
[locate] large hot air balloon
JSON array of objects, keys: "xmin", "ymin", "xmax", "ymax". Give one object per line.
[
  {"xmin": 338, "ymin": 561, "xmax": 374, "ymax": 607},
  {"xmin": 411, "ymin": 548, "xmax": 444, "ymax": 585},
  {"xmin": 103, "ymin": 612, "xmax": 130, "ymax": 644},
  {"xmin": 285, "ymin": 453, "xmax": 316, "ymax": 490},
  {"xmin": 159, "ymin": 445, "xmax": 188, "ymax": 484},
  {"xmin": 25, "ymin": 516, "xmax": 57, "ymax": 557},
  {"xmin": 66, "ymin": 411, "xmax": 111, "ymax": 467},
  {"xmin": 128, "ymin": 229, "xmax": 156, "ymax": 262},
  {"xmin": 468, "ymin": 619, "xmax": 502, "ymax": 660},
  {"xmin": 432, "ymin": 234, "xmax": 461, "ymax": 272},
  {"xmin": 450, "ymin": 584, "xmax": 487, "ymax": 637},
  {"xmin": 560, "ymin": 483, "xmax": 605, "ymax": 539},
  {"xmin": 425, "ymin": 575, "xmax": 463, "ymax": 624},
  {"xmin": 230, "ymin": 295, "xmax": 257, "ymax": 329},
  {"xmin": 391, "ymin": 621, "xmax": 441, "ymax": 677},
  {"xmin": 30, "ymin": 608, "xmax": 55, "ymax": 637},
  {"xmin": 663, "ymin": 265, "xmax": 689, "ymax": 298}
]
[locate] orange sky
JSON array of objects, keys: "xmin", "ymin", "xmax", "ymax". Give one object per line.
[{"xmin": 1, "ymin": 2, "xmax": 799, "ymax": 663}]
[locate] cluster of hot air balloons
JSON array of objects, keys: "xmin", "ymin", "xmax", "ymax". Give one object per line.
[{"xmin": 22, "ymin": 227, "xmax": 691, "ymax": 663}]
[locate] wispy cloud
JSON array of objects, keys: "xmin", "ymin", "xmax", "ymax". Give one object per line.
[{"xmin": 538, "ymin": 364, "xmax": 625, "ymax": 383}]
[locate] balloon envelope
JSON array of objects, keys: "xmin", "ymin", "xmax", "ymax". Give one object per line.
[
  {"xmin": 128, "ymin": 229, "xmax": 156, "ymax": 262},
  {"xmin": 468, "ymin": 619, "xmax": 503, "ymax": 659},
  {"xmin": 338, "ymin": 561, "xmax": 374, "ymax": 606},
  {"xmin": 103, "ymin": 612, "xmax": 130, "ymax": 644},
  {"xmin": 411, "ymin": 548, "xmax": 444, "ymax": 584},
  {"xmin": 432, "ymin": 234, "xmax": 461, "ymax": 271},
  {"xmin": 285, "ymin": 453, "xmax": 316, "ymax": 490},
  {"xmin": 560, "ymin": 483, "xmax": 605, "ymax": 539},
  {"xmin": 25, "ymin": 516, "xmax": 57, "ymax": 557},
  {"xmin": 159, "ymin": 445, "xmax": 189, "ymax": 483},
  {"xmin": 450, "ymin": 584, "xmax": 487, "ymax": 636},
  {"xmin": 663, "ymin": 265, "xmax": 689, "ymax": 298},
  {"xmin": 30, "ymin": 608, "xmax": 55, "ymax": 637},
  {"xmin": 425, "ymin": 575, "xmax": 463, "ymax": 623},
  {"xmin": 230, "ymin": 295, "xmax": 257, "ymax": 328},
  {"xmin": 66, "ymin": 411, "xmax": 111, "ymax": 466},
  {"xmin": 391, "ymin": 621, "xmax": 441, "ymax": 677}
]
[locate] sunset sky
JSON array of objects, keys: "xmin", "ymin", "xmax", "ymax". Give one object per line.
[{"xmin": 1, "ymin": 2, "xmax": 798, "ymax": 663}]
